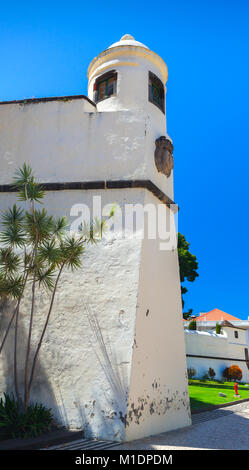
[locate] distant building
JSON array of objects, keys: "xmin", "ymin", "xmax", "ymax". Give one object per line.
[
  {"xmin": 184, "ymin": 309, "xmax": 249, "ymax": 382},
  {"xmin": 197, "ymin": 308, "xmax": 241, "ymax": 323},
  {"xmin": 184, "ymin": 308, "xmax": 249, "ymax": 334}
]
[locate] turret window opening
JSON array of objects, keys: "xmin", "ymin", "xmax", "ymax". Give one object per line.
[
  {"xmin": 148, "ymin": 71, "xmax": 165, "ymax": 113},
  {"xmin": 94, "ymin": 71, "xmax": 117, "ymax": 103}
]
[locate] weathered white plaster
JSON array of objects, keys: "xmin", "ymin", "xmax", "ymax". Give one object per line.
[
  {"xmin": 126, "ymin": 192, "xmax": 191, "ymax": 441},
  {"xmin": 0, "ymin": 103, "xmax": 173, "ymax": 201},
  {"xmin": 0, "ymin": 189, "xmax": 144, "ymax": 440}
]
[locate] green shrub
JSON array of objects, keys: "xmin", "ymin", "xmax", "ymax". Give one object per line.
[
  {"xmin": 223, "ymin": 365, "xmax": 242, "ymax": 382},
  {"xmin": 201, "ymin": 373, "xmax": 209, "ymax": 381},
  {"xmin": 187, "ymin": 368, "xmax": 196, "ymax": 379},
  {"xmin": 0, "ymin": 393, "xmax": 53, "ymax": 440},
  {"xmin": 208, "ymin": 367, "xmax": 216, "ymax": 380},
  {"xmin": 216, "ymin": 323, "xmax": 221, "ymax": 334},
  {"xmin": 188, "ymin": 320, "xmax": 197, "ymax": 330}
]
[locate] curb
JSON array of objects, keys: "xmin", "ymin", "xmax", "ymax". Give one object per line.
[
  {"xmin": 191, "ymin": 397, "xmax": 249, "ymax": 414},
  {"xmin": 0, "ymin": 429, "xmax": 84, "ymax": 450}
]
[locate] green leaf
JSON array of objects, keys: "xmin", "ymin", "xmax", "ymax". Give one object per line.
[
  {"xmin": 24, "ymin": 209, "xmax": 55, "ymax": 244},
  {"xmin": 0, "ymin": 205, "xmax": 26, "ymax": 247},
  {"xmin": 37, "ymin": 240, "xmax": 63, "ymax": 267},
  {"xmin": 1, "ymin": 204, "xmax": 24, "ymax": 227},
  {"xmin": 0, "ymin": 393, "xmax": 53, "ymax": 439},
  {"xmin": 51, "ymin": 216, "xmax": 68, "ymax": 238},
  {"xmin": 0, "ymin": 275, "xmax": 24, "ymax": 300},
  {"xmin": 0, "ymin": 248, "xmax": 21, "ymax": 275},
  {"xmin": 60, "ymin": 236, "xmax": 85, "ymax": 271},
  {"xmin": 17, "ymin": 179, "xmax": 45, "ymax": 203},
  {"xmin": 177, "ymin": 232, "xmax": 199, "ymax": 315},
  {"xmin": 36, "ymin": 267, "xmax": 55, "ymax": 291},
  {"xmin": 12, "ymin": 163, "xmax": 33, "ymax": 187},
  {"xmin": 12, "ymin": 164, "xmax": 44, "ymax": 203}
]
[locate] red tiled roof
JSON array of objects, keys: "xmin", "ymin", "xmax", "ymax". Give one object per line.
[{"xmin": 196, "ymin": 308, "xmax": 240, "ymax": 322}]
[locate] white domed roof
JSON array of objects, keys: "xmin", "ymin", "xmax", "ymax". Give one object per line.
[{"xmin": 108, "ymin": 34, "xmax": 149, "ymax": 50}]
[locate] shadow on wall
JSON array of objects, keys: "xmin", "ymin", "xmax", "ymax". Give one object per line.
[
  {"xmin": 0, "ymin": 299, "xmax": 129, "ymax": 440},
  {"xmin": 73, "ymin": 395, "xmax": 126, "ymax": 441},
  {"xmin": 0, "ymin": 299, "xmax": 62, "ymax": 424}
]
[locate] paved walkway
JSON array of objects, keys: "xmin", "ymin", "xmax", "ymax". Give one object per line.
[
  {"xmin": 115, "ymin": 402, "xmax": 249, "ymax": 450},
  {"xmin": 44, "ymin": 438, "xmax": 119, "ymax": 450},
  {"xmin": 46, "ymin": 402, "xmax": 249, "ymax": 451}
]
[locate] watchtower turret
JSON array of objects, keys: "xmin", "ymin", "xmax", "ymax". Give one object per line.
[{"xmin": 88, "ymin": 34, "xmax": 168, "ymax": 136}]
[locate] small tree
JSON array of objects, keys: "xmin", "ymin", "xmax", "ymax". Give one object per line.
[
  {"xmin": 216, "ymin": 323, "xmax": 221, "ymax": 334},
  {"xmin": 188, "ymin": 320, "xmax": 197, "ymax": 330},
  {"xmin": 208, "ymin": 367, "xmax": 216, "ymax": 380},
  {"xmin": 223, "ymin": 365, "xmax": 242, "ymax": 382},
  {"xmin": 187, "ymin": 368, "xmax": 196, "ymax": 379},
  {"xmin": 177, "ymin": 233, "xmax": 199, "ymax": 319},
  {"xmin": 0, "ymin": 164, "xmax": 114, "ymax": 411}
]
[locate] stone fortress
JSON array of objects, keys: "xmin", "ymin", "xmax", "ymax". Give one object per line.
[{"xmin": 0, "ymin": 35, "xmax": 191, "ymax": 441}]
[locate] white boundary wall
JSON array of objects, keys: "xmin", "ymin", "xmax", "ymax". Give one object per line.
[{"xmin": 185, "ymin": 328, "xmax": 249, "ymax": 382}]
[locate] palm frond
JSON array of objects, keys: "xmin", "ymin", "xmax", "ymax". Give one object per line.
[
  {"xmin": 24, "ymin": 209, "xmax": 55, "ymax": 244},
  {"xmin": 92, "ymin": 217, "xmax": 108, "ymax": 240},
  {"xmin": 12, "ymin": 164, "xmax": 44, "ymax": 203},
  {"xmin": 0, "ymin": 225, "xmax": 26, "ymax": 248},
  {"xmin": 0, "ymin": 248, "xmax": 21, "ymax": 275},
  {"xmin": 36, "ymin": 267, "xmax": 55, "ymax": 292},
  {"xmin": 51, "ymin": 217, "xmax": 68, "ymax": 238},
  {"xmin": 60, "ymin": 236, "xmax": 85, "ymax": 271},
  {"xmin": 79, "ymin": 218, "xmax": 106, "ymax": 244},
  {"xmin": 17, "ymin": 179, "xmax": 45, "ymax": 203},
  {"xmin": 0, "ymin": 205, "xmax": 26, "ymax": 247},
  {"xmin": 108, "ymin": 203, "xmax": 117, "ymax": 219},
  {"xmin": 12, "ymin": 163, "xmax": 33, "ymax": 187},
  {"xmin": 0, "ymin": 275, "xmax": 24, "ymax": 300},
  {"xmin": 1, "ymin": 204, "xmax": 24, "ymax": 227},
  {"xmin": 37, "ymin": 240, "xmax": 63, "ymax": 267}
]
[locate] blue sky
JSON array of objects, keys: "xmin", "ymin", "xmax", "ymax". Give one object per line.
[{"xmin": 1, "ymin": 0, "xmax": 249, "ymax": 318}]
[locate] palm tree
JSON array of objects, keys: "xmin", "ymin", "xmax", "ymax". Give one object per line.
[{"xmin": 0, "ymin": 164, "xmax": 113, "ymax": 410}]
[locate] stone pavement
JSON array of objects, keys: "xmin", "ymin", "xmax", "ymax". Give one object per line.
[
  {"xmin": 114, "ymin": 402, "xmax": 249, "ymax": 450},
  {"xmin": 46, "ymin": 402, "xmax": 249, "ymax": 451}
]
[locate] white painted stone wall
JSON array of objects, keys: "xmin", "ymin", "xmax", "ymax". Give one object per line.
[
  {"xmin": 126, "ymin": 192, "xmax": 191, "ymax": 441},
  {"xmin": 0, "ymin": 189, "xmax": 142, "ymax": 441},
  {"xmin": 0, "ymin": 100, "xmax": 173, "ymax": 201},
  {"xmin": 185, "ymin": 328, "xmax": 249, "ymax": 382},
  {"xmin": 0, "ymin": 188, "xmax": 190, "ymax": 440}
]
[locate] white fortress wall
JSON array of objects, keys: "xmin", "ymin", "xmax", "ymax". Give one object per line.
[
  {"xmin": 126, "ymin": 191, "xmax": 191, "ymax": 441},
  {"xmin": 0, "ymin": 99, "xmax": 173, "ymax": 200},
  {"xmin": 0, "ymin": 185, "xmax": 190, "ymax": 440},
  {"xmin": 185, "ymin": 329, "xmax": 249, "ymax": 382},
  {"xmin": 0, "ymin": 34, "xmax": 191, "ymax": 441},
  {"xmin": 0, "ymin": 187, "xmax": 146, "ymax": 440}
]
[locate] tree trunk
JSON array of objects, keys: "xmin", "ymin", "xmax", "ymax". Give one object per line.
[
  {"xmin": 28, "ymin": 264, "xmax": 64, "ymax": 397},
  {"xmin": 0, "ymin": 304, "xmax": 17, "ymax": 354},
  {"xmin": 14, "ymin": 253, "xmax": 33, "ymax": 404},
  {"xmin": 23, "ymin": 271, "xmax": 36, "ymax": 411},
  {"xmin": 23, "ymin": 238, "xmax": 38, "ymax": 411}
]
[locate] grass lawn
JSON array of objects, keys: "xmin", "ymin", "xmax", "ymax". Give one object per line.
[{"xmin": 189, "ymin": 379, "xmax": 249, "ymax": 410}]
